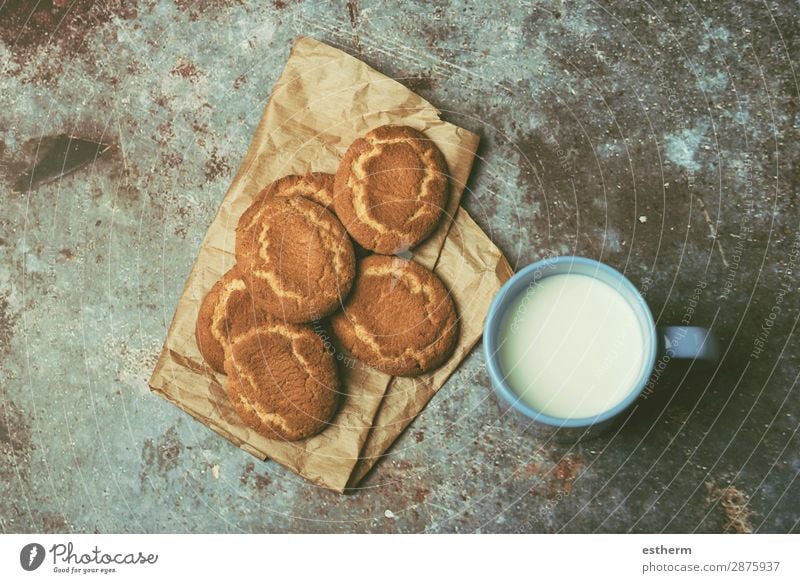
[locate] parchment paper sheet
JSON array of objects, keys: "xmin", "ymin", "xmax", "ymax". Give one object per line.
[{"xmin": 148, "ymin": 37, "xmax": 511, "ymax": 492}]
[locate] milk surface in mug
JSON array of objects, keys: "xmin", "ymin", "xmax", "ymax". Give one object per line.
[{"xmin": 497, "ymin": 273, "xmax": 646, "ymax": 419}]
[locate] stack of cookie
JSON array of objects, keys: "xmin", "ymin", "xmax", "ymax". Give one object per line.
[{"xmin": 195, "ymin": 125, "xmax": 459, "ymax": 442}]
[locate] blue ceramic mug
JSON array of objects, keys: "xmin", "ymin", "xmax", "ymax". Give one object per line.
[{"xmin": 483, "ymin": 256, "xmax": 719, "ymax": 433}]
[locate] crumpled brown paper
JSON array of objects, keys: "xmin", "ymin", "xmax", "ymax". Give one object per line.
[{"xmin": 148, "ymin": 36, "xmax": 512, "ymax": 492}]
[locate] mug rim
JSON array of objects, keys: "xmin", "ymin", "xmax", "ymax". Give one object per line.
[{"xmin": 483, "ymin": 255, "xmax": 658, "ymax": 428}]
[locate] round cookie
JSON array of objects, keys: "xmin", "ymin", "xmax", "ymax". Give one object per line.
[
  {"xmin": 333, "ymin": 125, "xmax": 449, "ymax": 254},
  {"xmin": 236, "ymin": 195, "xmax": 355, "ymax": 323},
  {"xmin": 264, "ymin": 172, "xmax": 335, "ymax": 209},
  {"xmin": 224, "ymin": 320, "xmax": 340, "ymax": 441},
  {"xmin": 331, "ymin": 255, "xmax": 458, "ymax": 376},
  {"xmin": 237, "ymin": 173, "xmax": 336, "ymax": 235},
  {"xmin": 195, "ymin": 268, "xmax": 266, "ymax": 374}
]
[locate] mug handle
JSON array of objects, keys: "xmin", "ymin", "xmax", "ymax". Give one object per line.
[{"xmin": 658, "ymin": 326, "xmax": 720, "ymax": 363}]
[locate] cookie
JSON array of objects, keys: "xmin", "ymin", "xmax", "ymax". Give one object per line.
[
  {"xmin": 334, "ymin": 125, "xmax": 449, "ymax": 254},
  {"xmin": 265, "ymin": 172, "xmax": 335, "ymax": 209},
  {"xmin": 331, "ymin": 255, "xmax": 458, "ymax": 376},
  {"xmin": 236, "ymin": 195, "xmax": 356, "ymax": 323},
  {"xmin": 195, "ymin": 268, "xmax": 265, "ymax": 374},
  {"xmin": 237, "ymin": 173, "xmax": 336, "ymax": 234},
  {"xmin": 224, "ymin": 320, "xmax": 340, "ymax": 441}
]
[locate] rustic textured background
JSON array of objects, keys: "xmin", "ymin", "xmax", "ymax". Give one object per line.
[{"xmin": 0, "ymin": 0, "xmax": 797, "ymax": 533}]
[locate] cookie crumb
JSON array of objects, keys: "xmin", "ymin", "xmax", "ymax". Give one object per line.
[{"xmin": 706, "ymin": 482, "xmax": 754, "ymax": 534}]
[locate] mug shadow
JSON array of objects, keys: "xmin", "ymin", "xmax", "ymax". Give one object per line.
[
  {"xmin": 528, "ymin": 350, "xmax": 740, "ymax": 447},
  {"xmin": 599, "ymin": 342, "xmax": 744, "ymax": 442}
]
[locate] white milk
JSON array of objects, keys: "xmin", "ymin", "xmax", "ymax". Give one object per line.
[{"xmin": 497, "ymin": 273, "xmax": 646, "ymax": 419}]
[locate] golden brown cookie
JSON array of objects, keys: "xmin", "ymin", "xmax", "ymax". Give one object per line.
[
  {"xmin": 195, "ymin": 268, "xmax": 266, "ymax": 374},
  {"xmin": 224, "ymin": 320, "xmax": 340, "ymax": 441},
  {"xmin": 333, "ymin": 125, "xmax": 449, "ymax": 254},
  {"xmin": 237, "ymin": 173, "xmax": 336, "ymax": 233},
  {"xmin": 331, "ymin": 255, "xmax": 458, "ymax": 376},
  {"xmin": 236, "ymin": 195, "xmax": 356, "ymax": 323},
  {"xmin": 266, "ymin": 172, "xmax": 335, "ymax": 208}
]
